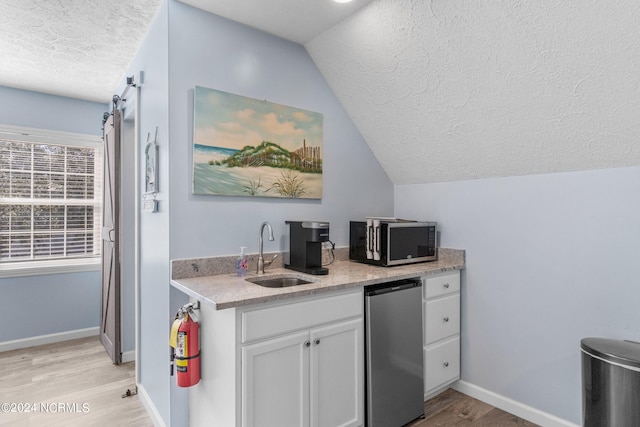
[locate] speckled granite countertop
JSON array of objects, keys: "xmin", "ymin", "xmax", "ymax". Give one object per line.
[{"xmin": 170, "ymin": 248, "xmax": 465, "ymax": 310}]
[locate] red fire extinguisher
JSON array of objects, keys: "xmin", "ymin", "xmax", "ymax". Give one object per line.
[{"xmin": 170, "ymin": 303, "xmax": 200, "ymax": 387}]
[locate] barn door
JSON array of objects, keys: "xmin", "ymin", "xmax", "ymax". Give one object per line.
[{"xmin": 100, "ymin": 109, "xmax": 121, "ymax": 364}]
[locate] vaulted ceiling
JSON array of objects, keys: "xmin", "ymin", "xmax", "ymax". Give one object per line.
[
  {"xmin": 2, "ymin": 0, "xmax": 639, "ymax": 184},
  {"xmin": 177, "ymin": 0, "xmax": 375, "ymax": 44},
  {"xmin": 306, "ymin": 0, "xmax": 640, "ymax": 184}
]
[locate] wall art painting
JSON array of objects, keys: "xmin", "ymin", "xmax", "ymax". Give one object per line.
[{"xmin": 192, "ymin": 86, "xmax": 323, "ymax": 199}]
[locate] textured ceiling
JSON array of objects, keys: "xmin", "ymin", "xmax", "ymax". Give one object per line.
[
  {"xmin": 0, "ymin": 0, "xmax": 162, "ymax": 103},
  {"xmin": 306, "ymin": 0, "xmax": 640, "ymax": 184},
  {"xmin": 4, "ymin": 0, "xmax": 639, "ymax": 184},
  {"xmin": 0, "ymin": 0, "xmax": 373, "ymax": 103}
]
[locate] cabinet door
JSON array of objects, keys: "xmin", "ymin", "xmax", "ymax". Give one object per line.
[
  {"xmin": 310, "ymin": 318, "xmax": 364, "ymax": 427},
  {"xmin": 242, "ymin": 331, "xmax": 310, "ymax": 427}
]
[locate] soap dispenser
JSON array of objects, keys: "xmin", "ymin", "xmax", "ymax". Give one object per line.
[{"xmin": 236, "ymin": 247, "xmax": 248, "ymax": 277}]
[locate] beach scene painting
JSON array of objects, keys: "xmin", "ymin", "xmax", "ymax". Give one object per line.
[{"xmin": 193, "ymin": 86, "xmax": 323, "ymax": 199}]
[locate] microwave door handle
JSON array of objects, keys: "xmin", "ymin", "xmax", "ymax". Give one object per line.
[
  {"xmin": 367, "ymin": 225, "xmax": 374, "ymax": 259},
  {"xmin": 373, "ymin": 224, "xmax": 381, "ymax": 260}
]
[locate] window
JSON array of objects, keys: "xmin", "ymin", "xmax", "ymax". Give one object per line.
[{"xmin": 0, "ymin": 126, "xmax": 103, "ymax": 276}]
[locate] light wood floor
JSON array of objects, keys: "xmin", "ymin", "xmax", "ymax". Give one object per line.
[
  {"xmin": 2, "ymin": 336, "xmax": 538, "ymax": 427},
  {"xmin": 0, "ymin": 336, "xmax": 152, "ymax": 426}
]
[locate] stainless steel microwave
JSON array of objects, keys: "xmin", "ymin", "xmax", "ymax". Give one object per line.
[{"xmin": 349, "ymin": 219, "xmax": 437, "ymax": 266}]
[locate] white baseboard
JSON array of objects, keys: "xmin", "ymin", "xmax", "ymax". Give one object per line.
[
  {"xmin": 138, "ymin": 383, "xmax": 167, "ymax": 427},
  {"xmin": 0, "ymin": 327, "xmax": 99, "ymax": 353},
  {"xmin": 452, "ymin": 380, "xmax": 580, "ymax": 427}
]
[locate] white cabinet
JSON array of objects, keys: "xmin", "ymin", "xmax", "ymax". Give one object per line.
[
  {"xmin": 425, "ymin": 294, "xmax": 460, "ymax": 344},
  {"xmin": 241, "ymin": 290, "xmax": 364, "ymax": 427},
  {"xmin": 423, "ymin": 271, "xmax": 461, "ymax": 397},
  {"xmin": 310, "ymin": 319, "xmax": 363, "ymax": 427},
  {"xmin": 242, "ymin": 331, "xmax": 310, "ymax": 427},
  {"xmin": 424, "ymin": 336, "xmax": 460, "ymax": 393}
]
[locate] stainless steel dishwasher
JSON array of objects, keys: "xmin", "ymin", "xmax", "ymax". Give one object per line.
[{"xmin": 365, "ymin": 278, "xmax": 424, "ymax": 426}]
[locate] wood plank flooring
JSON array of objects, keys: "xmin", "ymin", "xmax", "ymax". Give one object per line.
[
  {"xmin": 2, "ymin": 336, "xmax": 538, "ymax": 426},
  {"xmin": 0, "ymin": 336, "xmax": 152, "ymax": 426},
  {"xmin": 410, "ymin": 388, "xmax": 540, "ymax": 427}
]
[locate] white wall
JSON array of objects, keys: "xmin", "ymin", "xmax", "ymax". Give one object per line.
[
  {"xmin": 0, "ymin": 86, "xmax": 105, "ymax": 344},
  {"xmin": 395, "ymin": 165, "xmax": 640, "ymax": 424}
]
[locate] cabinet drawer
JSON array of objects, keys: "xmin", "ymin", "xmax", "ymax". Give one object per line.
[
  {"xmin": 425, "ymin": 336, "xmax": 460, "ymax": 392},
  {"xmin": 242, "ymin": 290, "xmax": 363, "ymax": 343},
  {"xmin": 424, "ymin": 272, "xmax": 460, "ymax": 299},
  {"xmin": 425, "ymin": 294, "xmax": 460, "ymax": 345}
]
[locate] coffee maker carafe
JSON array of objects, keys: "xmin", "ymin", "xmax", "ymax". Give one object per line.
[{"xmin": 284, "ymin": 221, "xmax": 330, "ymax": 275}]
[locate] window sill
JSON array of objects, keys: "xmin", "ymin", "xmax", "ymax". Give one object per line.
[{"xmin": 0, "ymin": 258, "xmax": 101, "ymax": 278}]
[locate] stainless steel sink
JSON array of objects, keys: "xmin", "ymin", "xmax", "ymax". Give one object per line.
[{"xmin": 246, "ymin": 274, "xmax": 316, "ymax": 288}]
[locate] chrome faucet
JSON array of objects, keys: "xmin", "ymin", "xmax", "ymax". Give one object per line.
[{"xmin": 257, "ymin": 221, "xmax": 275, "ymax": 274}]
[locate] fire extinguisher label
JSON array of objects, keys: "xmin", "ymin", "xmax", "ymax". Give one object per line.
[{"xmin": 176, "ymin": 331, "xmax": 188, "ymax": 373}]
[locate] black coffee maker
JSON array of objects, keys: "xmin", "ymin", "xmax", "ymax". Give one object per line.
[{"xmin": 284, "ymin": 221, "xmax": 330, "ymax": 275}]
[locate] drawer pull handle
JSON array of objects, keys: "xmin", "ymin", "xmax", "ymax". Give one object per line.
[
  {"xmin": 443, "ymin": 362, "xmax": 449, "ymax": 368},
  {"xmin": 443, "ymin": 317, "xmax": 449, "ymax": 322},
  {"xmin": 314, "ymin": 338, "xmax": 321, "ymax": 345},
  {"xmin": 443, "ymin": 283, "xmax": 450, "ymax": 289},
  {"xmin": 304, "ymin": 341, "xmax": 310, "ymax": 348}
]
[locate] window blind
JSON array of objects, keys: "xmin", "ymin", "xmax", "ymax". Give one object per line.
[{"xmin": 0, "ymin": 130, "xmax": 103, "ymax": 263}]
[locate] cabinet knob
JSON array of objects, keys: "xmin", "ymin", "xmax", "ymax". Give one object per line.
[
  {"xmin": 314, "ymin": 338, "xmax": 321, "ymax": 345},
  {"xmin": 443, "ymin": 283, "xmax": 450, "ymax": 289},
  {"xmin": 443, "ymin": 362, "xmax": 449, "ymax": 368},
  {"xmin": 443, "ymin": 317, "xmax": 449, "ymax": 323},
  {"xmin": 304, "ymin": 341, "xmax": 310, "ymax": 348}
]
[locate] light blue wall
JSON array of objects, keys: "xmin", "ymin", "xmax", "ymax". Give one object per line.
[
  {"xmin": 117, "ymin": 1, "xmax": 394, "ymax": 425},
  {"xmin": 167, "ymin": 1, "xmax": 394, "ymax": 261},
  {"xmin": 395, "ymin": 165, "xmax": 640, "ymax": 425},
  {"xmin": 0, "ymin": 272, "xmax": 100, "ymax": 342},
  {"xmin": 114, "ymin": 0, "xmax": 171, "ymax": 423},
  {"xmin": 0, "ymin": 86, "xmax": 105, "ymax": 343},
  {"xmin": 0, "ymin": 85, "xmax": 105, "ymax": 135}
]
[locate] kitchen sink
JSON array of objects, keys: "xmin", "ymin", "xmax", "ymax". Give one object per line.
[{"xmin": 246, "ymin": 274, "xmax": 316, "ymax": 288}]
